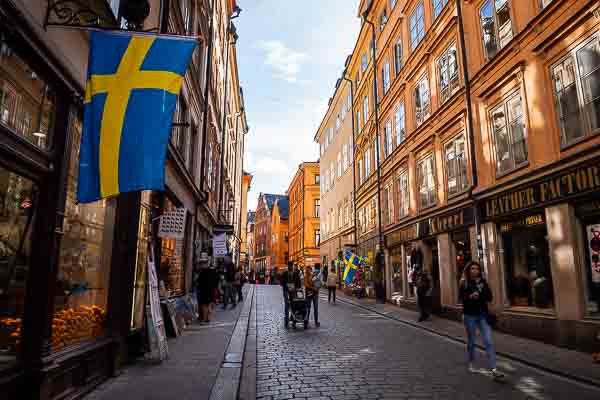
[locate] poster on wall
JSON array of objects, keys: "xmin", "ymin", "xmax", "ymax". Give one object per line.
[
  {"xmin": 146, "ymin": 247, "xmax": 168, "ymax": 361},
  {"xmin": 586, "ymin": 224, "xmax": 600, "ymax": 283},
  {"xmin": 158, "ymin": 208, "xmax": 187, "ymax": 239}
]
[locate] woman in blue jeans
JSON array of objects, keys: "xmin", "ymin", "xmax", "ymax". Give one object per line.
[{"xmin": 459, "ymin": 261, "xmax": 504, "ymax": 379}]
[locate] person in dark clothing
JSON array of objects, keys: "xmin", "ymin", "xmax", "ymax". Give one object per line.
[
  {"xmin": 416, "ymin": 271, "xmax": 432, "ymax": 322},
  {"xmin": 281, "ymin": 262, "xmax": 295, "ymax": 328},
  {"xmin": 223, "ymin": 256, "xmax": 237, "ymax": 308},
  {"xmin": 196, "ymin": 255, "xmax": 218, "ymax": 322},
  {"xmin": 459, "ymin": 261, "xmax": 504, "ymax": 379}
]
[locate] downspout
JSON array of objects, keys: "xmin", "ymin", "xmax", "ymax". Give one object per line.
[
  {"xmin": 199, "ymin": 0, "xmax": 216, "ymax": 195},
  {"xmin": 217, "ymin": 28, "xmax": 234, "ymax": 223},
  {"xmin": 363, "ymin": 10, "xmax": 386, "ymax": 302},
  {"xmin": 341, "ymin": 74, "xmax": 357, "ymax": 251},
  {"xmin": 456, "ymin": 0, "xmax": 484, "ymax": 261}
]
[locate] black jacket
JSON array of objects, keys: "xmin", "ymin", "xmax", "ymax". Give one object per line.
[{"xmin": 460, "ymin": 279, "xmax": 492, "ymax": 316}]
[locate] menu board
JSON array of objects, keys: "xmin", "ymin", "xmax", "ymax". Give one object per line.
[{"xmin": 146, "ymin": 247, "xmax": 168, "ymax": 361}]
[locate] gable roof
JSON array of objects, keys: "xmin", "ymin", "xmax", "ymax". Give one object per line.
[
  {"xmin": 275, "ymin": 197, "xmax": 289, "ymax": 219},
  {"xmin": 262, "ymin": 193, "xmax": 287, "ymax": 212}
]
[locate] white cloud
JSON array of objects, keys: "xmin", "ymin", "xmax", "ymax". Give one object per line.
[
  {"xmin": 257, "ymin": 40, "xmax": 307, "ymax": 83},
  {"xmin": 255, "ymin": 157, "xmax": 289, "ymax": 174}
]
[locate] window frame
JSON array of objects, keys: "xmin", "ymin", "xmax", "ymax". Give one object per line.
[
  {"xmin": 444, "ymin": 134, "xmax": 469, "ymax": 197},
  {"xmin": 394, "ymin": 40, "xmax": 403, "ymax": 76},
  {"xmin": 343, "ymin": 144, "xmax": 349, "ymax": 171},
  {"xmin": 396, "ymin": 169, "xmax": 410, "ymax": 219},
  {"xmin": 416, "ymin": 153, "xmax": 437, "ymax": 210},
  {"xmin": 382, "ymin": 62, "xmax": 391, "ymax": 95},
  {"xmin": 479, "ymin": 0, "xmax": 514, "ymax": 61},
  {"xmin": 413, "ymin": 73, "xmax": 431, "ymax": 127},
  {"xmin": 410, "ymin": 1, "xmax": 426, "ymax": 52},
  {"xmin": 364, "ymin": 147, "xmax": 371, "ymax": 178},
  {"xmin": 384, "ymin": 120, "xmax": 393, "ymax": 158},
  {"xmin": 437, "ymin": 43, "xmax": 460, "ymax": 104},
  {"xmin": 433, "ymin": 0, "xmax": 449, "ymax": 20},
  {"xmin": 394, "ymin": 100, "xmax": 406, "ymax": 147}
]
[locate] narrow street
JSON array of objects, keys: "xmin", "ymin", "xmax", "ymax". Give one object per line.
[{"xmin": 255, "ymin": 285, "xmax": 600, "ymax": 400}]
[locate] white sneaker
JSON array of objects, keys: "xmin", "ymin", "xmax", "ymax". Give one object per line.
[
  {"xmin": 492, "ymin": 369, "xmax": 505, "ymax": 379},
  {"xmin": 468, "ymin": 363, "xmax": 476, "ymax": 373}
]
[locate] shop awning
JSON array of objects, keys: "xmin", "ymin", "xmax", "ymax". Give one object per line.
[{"xmin": 45, "ymin": 0, "xmax": 119, "ymax": 29}]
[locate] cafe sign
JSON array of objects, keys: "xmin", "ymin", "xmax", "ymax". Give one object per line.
[{"xmin": 484, "ymin": 163, "xmax": 600, "ymax": 219}]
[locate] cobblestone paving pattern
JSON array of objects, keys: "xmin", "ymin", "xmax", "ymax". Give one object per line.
[{"xmin": 256, "ymin": 285, "xmax": 600, "ymax": 400}]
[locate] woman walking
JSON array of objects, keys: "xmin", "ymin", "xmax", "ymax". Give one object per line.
[
  {"xmin": 459, "ymin": 261, "xmax": 504, "ymax": 379},
  {"xmin": 416, "ymin": 271, "xmax": 432, "ymax": 322},
  {"xmin": 327, "ymin": 266, "xmax": 338, "ymax": 303},
  {"xmin": 196, "ymin": 255, "xmax": 218, "ymax": 323}
]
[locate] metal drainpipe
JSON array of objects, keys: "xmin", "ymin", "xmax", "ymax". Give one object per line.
[
  {"xmin": 217, "ymin": 29, "xmax": 234, "ymax": 223},
  {"xmin": 237, "ymin": 126, "xmax": 246, "ymax": 270},
  {"xmin": 341, "ymin": 74, "xmax": 357, "ymax": 252},
  {"xmin": 363, "ymin": 13, "xmax": 386, "ymax": 301},
  {"xmin": 455, "ymin": 0, "xmax": 484, "ymax": 261},
  {"xmin": 199, "ymin": 0, "xmax": 216, "ymax": 196}
]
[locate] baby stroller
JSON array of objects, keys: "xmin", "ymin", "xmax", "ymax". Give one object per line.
[{"xmin": 288, "ymin": 286, "xmax": 308, "ymax": 329}]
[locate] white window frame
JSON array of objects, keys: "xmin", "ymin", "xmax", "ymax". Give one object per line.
[
  {"xmin": 414, "ymin": 74, "xmax": 431, "ymax": 126},
  {"xmin": 417, "ymin": 154, "xmax": 437, "ymax": 209},
  {"xmin": 479, "ymin": 0, "xmax": 513, "ymax": 61},
  {"xmin": 383, "ymin": 62, "xmax": 391, "ymax": 94},
  {"xmin": 384, "ymin": 120, "xmax": 392, "ymax": 158},
  {"xmin": 363, "ymin": 95, "xmax": 369, "ymax": 123},
  {"xmin": 395, "ymin": 101, "xmax": 405, "ymax": 146},
  {"xmin": 397, "ymin": 170, "xmax": 409, "ymax": 218},
  {"xmin": 444, "ymin": 135, "xmax": 469, "ymax": 196},
  {"xmin": 433, "ymin": 0, "xmax": 449, "ymax": 19},
  {"xmin": 365, "ymin": 148, "xmax": 371, "ymax": 177},
  {"xmin": 343, "ymin": 144, "xmax": 349, "ymax": 171},
  {"xmin": 337, "ymin": 152, "xmax": 342, "ymax": 177},
  {"xmin": 394, "ymin": 40, "xmax": 403, "ymax": 76},
  {"xmin": 437, "ymin": 43, "xmax": 460, "ymax": 103},
  {"xmin": 410, "ymin": 1, "xmax": 426, "ymax": 52},
  {"xmin": 489, "ymin": 91, "xmax": 528, "ymax": 175}
]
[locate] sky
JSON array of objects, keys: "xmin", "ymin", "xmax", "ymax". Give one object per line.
[{"xmin": 236, "ymin": 0, "xmax": 361, "ymax": 211}]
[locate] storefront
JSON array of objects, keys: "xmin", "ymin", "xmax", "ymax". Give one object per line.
[
  {"xmin": 480, "ymin": 159, "xmax": 600, "ymax": 351},
  {"xmin": 384, "ymin": 205, "xmax": 475, "ymax": 316}
]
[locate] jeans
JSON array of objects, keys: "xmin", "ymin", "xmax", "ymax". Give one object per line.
[
  {"xmin": 223, "ymin": 282, "xmax": 236, "ymax": 306},
  {"xmin": 328, "ymin": 287, "xmax": 336, "ymax": 303},
  {"xmin": 283, "ymin": 288, "xmax": 290, "ymax": 325},
  {"xmin": 305, "ymin": 292, "xmax": 319, "ymax": 323},
  {"xmin": 464, "ymin": 314, "xmax": 497, "ymax": 370}
]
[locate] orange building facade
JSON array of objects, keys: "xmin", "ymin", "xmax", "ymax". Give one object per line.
[
  {"xmin": 331, "ymin": 0, "xmax": 600, "ymax": 351},
  {"xmin": 287, "ymin": 162, "xmax": 321, "ymax": 269},
  {"xmin": 253, "ymin": 193, "xmax": 289, "ymax": 276}
]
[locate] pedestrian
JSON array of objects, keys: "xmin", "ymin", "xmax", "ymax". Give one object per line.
[
  {"xmin": 222, "ymin": 256, "xmax": 237, "ymax": 308},
  {"xmin": 281, "ymin": 262, "xmax": 296, "ymax": 328},
  {"xmin": 304, "ymin": 265, "xmax": 321, "ymax": 328},
  {"xmin": 196, "ymin": 253, "xmax": 218, "ymax": 323},
  {"xmin": 416, "ymin": 271, "xmax": 432, "ymax": 322},
  {"xmin": 234, "ymin": 267, "xmax": 243, "ymax": 303},
  {"xmin": 327, "ymin": 265, "xmax": 338, "ymax": 303},
  {"xmin": 459, "ymin": 261, "xmax": 504, "ymax": 379}
]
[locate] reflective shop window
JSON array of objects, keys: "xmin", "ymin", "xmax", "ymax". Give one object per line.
[
  {"xmin": 0, "ymin": 32, "xmax": 56, "ymax": 149},
  {"xmin": 0, "ymin": 167, "xmax": 36, "ymax": 368},
  {"xmin": 53, "ymin": 118, "xmax": 113, "ymax": 351},
  {"xmin": 158, "ymin": 196, "xmax": 186, "ymax": 297},
  {"xmin": 390, "ymin": 247, "xmax": 404, "ymax": 296}
]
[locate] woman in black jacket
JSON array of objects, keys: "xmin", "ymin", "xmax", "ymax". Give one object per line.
[{"xmin": 459, "ymin": 261, "xmax": 504, "ymax": 379}]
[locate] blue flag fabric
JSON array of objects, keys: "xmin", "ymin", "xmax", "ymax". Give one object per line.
[
  {"xmin": 343, "ymin": 250, "xmax": 362, "ymax": 284},
  {"xmin": 77, "ymin": 31, "xmax": 197, "ymax": 203}
]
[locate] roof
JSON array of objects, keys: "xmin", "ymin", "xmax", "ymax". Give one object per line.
[
  {"xmin": 275, "ymin": 197, "xmax": 289, "ymax": 219},
  {"xmin": 262, "ymin": 193, "xmax": 287, "ymax": 212},
  {"xmin": 247, "ymin": 211, "xmax": 255, "ymax": 224}
]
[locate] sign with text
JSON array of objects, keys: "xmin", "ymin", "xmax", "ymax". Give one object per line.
[
  {"xmin": 484, "ymin": 163, "xmax": 600, "ymax": 219},
  {"xmin": 158, "ymin": 208, "xmax": 187, "ymax": 239},
  {"xmin": 212, "ymin": 233, "xmax": 228, "ymax": 257}
]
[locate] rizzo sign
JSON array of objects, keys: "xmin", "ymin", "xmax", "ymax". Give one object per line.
[
  {"xmin": 484, "ymin": 163, "xmax": 600, "ymax": 219},
  {"xmin": 386, "ymin": 207, "xmax": 474, "ymax": 246}
]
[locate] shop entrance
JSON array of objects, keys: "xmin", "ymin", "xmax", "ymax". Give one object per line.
[{"xmin": 424, "ymin": 238, "xmax": 442, "ymax": 312}]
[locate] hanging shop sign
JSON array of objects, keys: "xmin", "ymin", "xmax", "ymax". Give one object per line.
[
  {"xmin": 483, "ymin": 162, "xmax": 600, "ymax": 219},
  {"xmin": 158, "ymin": 208, "xmax": 187, "ymax": 239},
  {"xmin": 212, "ymin": 233, "xmax": 228, "ymax": 257}
]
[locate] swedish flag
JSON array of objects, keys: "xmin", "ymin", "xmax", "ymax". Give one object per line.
[
  {"xmin": 343, "ymin": 250, "xmax": 362, "ymax": 284},
  {"xmin": 77, "ymin": 31, "xmax": 197, "ymax": 203}
]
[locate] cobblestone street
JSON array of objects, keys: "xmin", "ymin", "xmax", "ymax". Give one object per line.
[{"xmin": 255, "ymin": 285, "xmax": 600, "ymax": 400}]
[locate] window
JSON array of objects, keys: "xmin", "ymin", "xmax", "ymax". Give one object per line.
[
  {"xmin": 343, "ymin": 144, "xmax": 348, "ymax": 171},
  {"xmin": 0, "ymin": 34, "xmax": 57, "ymax": 150},
  {"xmin": 414, "ymin": 74, "xmax": 431, "ymax": 126},
  {"xmin": 363, "ymin": 96, "xmax": 369, "ymax": 124},
  {"xmin": 417, "ymin": 155, "xmax": 436, "ymax": 209},
  {"xmin": 396, "ymin": 171, "xmax": 409, "ymax": 218},
  {"xmin": 341, "ymin": 103, "xmax": 347, "ymax": 120},
  {"xmin": 338, "ymin": 205, "xmax": 343, "ymax": 228},
  {"xmin": 445, "ymin": 135, "xmax": 468, "ymax": 196},
  {"xmin": 438, "ymin": 44, "xmax": 459, "ymax": 103},
  {"xmin": 433, "ymin": 0, "xmax": 449, "ymax": 19},
  {"xmin": 370, "ymin": 199, "xmax": 377, "ymax": 227},
  {"xmin": 314, "ymin": 199, "xmax": 320, "ymax": 217},
  {"xmin": 395, "ymin": 101, "xmax": 406, "ymax": 146},
  {"xmin": 349, "ymin": 135, "xmax": 354, "ymax": 164},
  {"xmin": 337, "ymin": 152, "xmax": 342, "ymax": 177},
  {"xmin": 320, "ymin": 143, "xmax": 324, "ymax": 156},
  {"xmin": 480, "ymin": 0, "xmax": 513, "ymax": 61},
  {"xmin": 384, "ymin": 184, "xmax": 394, "ymax": 225},
  {"xmin": 325, "ymin": 171, "xmax": 330, "ymax": 192},
  {"xmin": 336, "ymin": 115, "xmax": 341, "ymax": 131},
  {"xmin": 272, "ymin": 233, "xmax": 277, "ymax": 243},
  {"xmin": 315, "ymin": 230, "xmax": 321, "ymax": 246},
  {"xmin": 325, "ymin": 131, "xmax": 329, "ymax": 148},
  {"xmin": 344, "ymin": 201, "xmax": 350, "ymax": 225},
  {"xmin": 394, "ymin": 40, "xmax": 403, "ymax": 75},
  {"xmin": 355, "ymin": 73, "xmax": 360, "ymax": 90},
  {"xmin": 356, "ymin": 110, "xmax": 361, "ymax": 132},
  {"xmin": 384, "ymin": 120, "xmax": 392, "ymax": 158},
  {"xmin": 390, "ymin": 0, "xmax": 397, "ymax": 9},
  {"xmin": 329, "ymin": 127, "xmax": 334, "ymax": 143},
  {"xmin": 410, "ymin": 1, "xmax": 426, "ymax": 51},
  {"xmin": 551, "ymin": 35, "xmax": 600, "ymax": 147},
  {"xmin": 181, "ymin": 0, "xmax": 194, "ymax": 33},
  {"xmin": 361, "ymin": 53, "xmax": 368, "ymax": 72},
  {"xmin": 490, "ymin": 92, "xmax": 527, "ymax": 174},
  {"xmin": 380, "ymin": 8, "xmax": 388, "ymax": 32},
  {"xmin": 330, "ymin": 163, "xmax": 335, "ymax": 187},
  {"xmin": 0, "ymin": 166, "xmax": 37, "ymax": 365},
  {"xmin": 540, "ymin": 0, "xmax": 554, "ymax": 7},
  {"xmin": 382, "ymin": 62, "xmax": 391, "ymax": 94},
  {"xmin": 207, "ymin": 143, "xmax": 213, "ymax": 189},
  {"xmin": 321, "ymin": 177, "xmax": 324, "ymax": 193},
  {"xmin": 315, "ymin": 175, "xmax": 320, "ymax": 184},
  {"xmin": 365, "ymin": 148, "xmax": 371, "ymax": 177},
  {"xmin": 347, "ymin": 94, "xmax": 352, "ymax": 111},
  {"xmin": 358, "ymin": 159, "xmax": 364, "ymax": 184}
]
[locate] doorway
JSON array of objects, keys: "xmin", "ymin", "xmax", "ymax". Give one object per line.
[{"xmin": 425, "ymin": 238, "xmax": 442, "ymax": 312}]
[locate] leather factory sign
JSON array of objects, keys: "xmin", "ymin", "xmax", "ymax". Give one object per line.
[
  {"xmin": 484, "ymin": 163, "xmax": 600, "ymax": 219},
  {"xmin": 386, "ymin": 207, "xmax": 474, "ymax": 246}
]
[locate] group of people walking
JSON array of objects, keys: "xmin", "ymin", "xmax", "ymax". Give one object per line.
[{"xmin": 195, "ymin": 254, "xmax": 246, "ymax": 323}]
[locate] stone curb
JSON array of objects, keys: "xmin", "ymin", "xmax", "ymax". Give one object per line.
[
  {"xmin": 209, "ymin": 285, "xmax": 255, "ymax": 400},
  {"xmin": 238, "ymin": 283, "xmax": 257, "ymax": 400},
  {"xmin": 335, "ymin": 294, "xmax": 600, "ymax": 390}
]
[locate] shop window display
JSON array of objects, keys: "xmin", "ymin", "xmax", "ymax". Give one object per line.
[
  {"xmin": 584, "ymin": 223, "xmax": 600, "ymax": 316},
  {"xmin": 390, "ymin": 247, "xmax": 403, "ymax": 296},
  {"xmin": 157, "ymin": 195, "xmax": 186, "ymax": 297},
  {"xmin": 53, "ymin": 118, "xmax": 112, "ymax": 351},
  {"xmin": 0, "ymin": 32, "xmax": 56, "ymax": 149},
  {"xmin": 0, "ymin": 167, "xmax": 36, "ymax": 367},
  {"xmin": 501, "ymin": 221, "xmax": 554, "ymax": 310}
]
